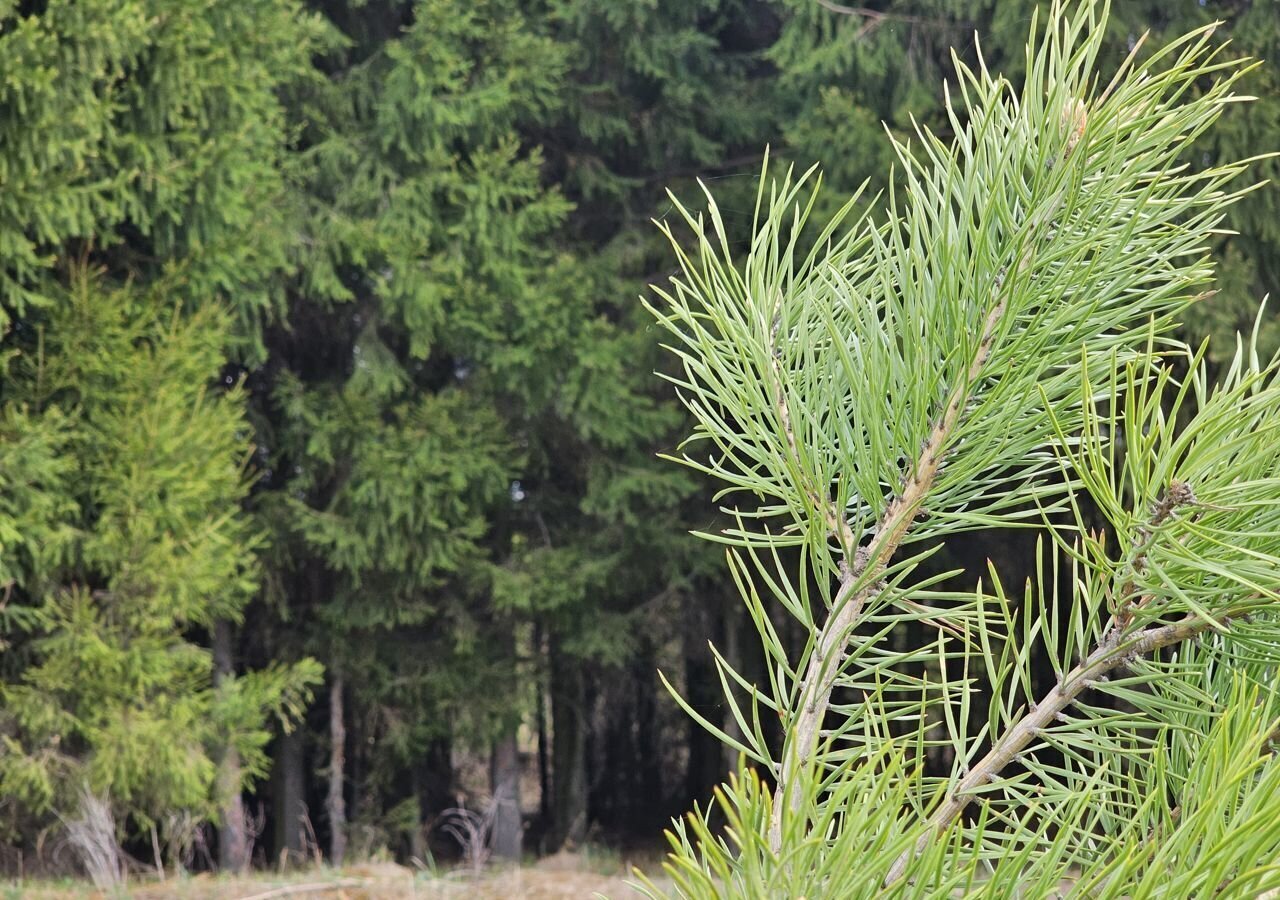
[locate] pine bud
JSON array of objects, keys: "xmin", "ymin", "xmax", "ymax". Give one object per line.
[{"xmin": 1061, "ymin": 98, "xmax": 1088, "ymax": 158}]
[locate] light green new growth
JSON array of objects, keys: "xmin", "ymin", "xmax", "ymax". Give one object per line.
[{"xmin": 643, "ymin": 1, "xmax": 1280, "ymax": 895}]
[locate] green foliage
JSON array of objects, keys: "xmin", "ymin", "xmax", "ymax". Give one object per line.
[
  {"xmin": 0, "ymin": 405, "xmax": 75, "ymax": 601},
  {"xmin": 0, "ymin": 274, "xmax": 318, "ymax": 826},
  {"xmin": 644, "ymin": 3, "xmax": 1280, "ymax": 894},
  {"xmin": 5, "ymin": 0, "xmax": 1279, "ymax": 868},
  {"xmin": 0, "ymin": 0, "xmax": 321, "ymax": 846},
  {"xmin": 552, "ymin": 0, "xmax": 773, "ymax": 204},
  {"xmin": 216, "ymin": 658, "xmax": 326, "ymax": 789},
  {"xmin": 284, "ymin": 0, "xmax": 569, "ymax": 360},
  {"xmin": 1101, "ymin": 0, "xmax": 1280, "ymax": 355},
  {"xmin": 0, "ymin": 0, "xmax": 325, "ymax": 349},
  {"xmin": 261, "ymin": 0, "xmax": 710, "ymax": 787},
  {"xmin": 262, "ymin": 0, "xmax": 578, "ymax": 740},
  {"xmin": 284, "ymin": 387, "xmax": 512, "ymax": 622},
  {"xmin": 769, "ymin": 1, "xmax": 1280, "ymax": 357}
]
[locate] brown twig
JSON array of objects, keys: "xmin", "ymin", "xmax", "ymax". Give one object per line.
[
  {"xmin": 767, "ymin": 274, "xmax": 1011, "ymax": 850},
  {"xmin": 1114, "ymin": 480, "xmax": 1196, "ymax": 629},
  {"xmin": 884, "ymin": 604, "xmax": 1241, "ymax": 884},
  {"xmin": 236, "ymin": 878, "xmax": 367, "ymax": 900},
  {"xmin": 765, "ymin": 155, "xmax": 1077, "ymax": 850},
  {"xmin": 884, "ymin": 479, "xmax": 1214, "ymax": 884}
]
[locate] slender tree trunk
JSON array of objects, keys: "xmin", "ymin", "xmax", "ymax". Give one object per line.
[
  {"xmin": 550, "ymin": 646, "xmax": 587, "ymax": 849},
  {"xmin": 407, "ymin": 770, "xmax": 427, "ymax": 863},
  {"xmin": 490, "ymin": 728, "xmax": 522, "ymax": 861},
  {"xmin": 534, "ymin": 623, "xmax": 551, "ymax": 838},
  {"xmin": 684, "ymin": 600, "xmax": 724, "ymax": 804},
  {"xmin": 327, "ymin": 670, "xmax": 347, "ymax": 866},
  {"xmin": 273, "ymin": 729, "xmax": 306, "ymax": 859},
  {"xmin": 722, "ymin": 602, "xmax": 743, "ymax": 775},
  {"xmin": 213, "ymin": 620, "xmax": 249, "ymax": 873}
]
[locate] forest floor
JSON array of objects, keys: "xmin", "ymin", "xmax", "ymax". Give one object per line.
[{"xmin": 7, "ymin": 853, "xmax": 671, "ymax": 899}]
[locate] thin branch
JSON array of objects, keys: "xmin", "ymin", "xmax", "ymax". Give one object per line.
[
  {"xmin": 885, "ymin": 605, "xmax": 1244, "ymax": 885},
  {"xmin": 768, "ymin": 166, "xmax": 1073, "ymax": 850},
  {"xmin": 237, "ymin": 879, "xmax": 368, "ymax": 900},
  {"xmin": 814, "ymin": 0, "xmax": 950, "ymax": 30},
  {"xmin": 1114, "ymin": 480, "xmax": 1196, "ymax": 629},
  {"xmin": 883, "ymin": 480, "xmax": 1211, "ymax": 884},
  {"xmin": 643, "ymin": 152, "xmax": 767, "ymax": 185},
  {"xmin": 768, "ymin": 268, "xmax": 1009, "ymax": 850}
]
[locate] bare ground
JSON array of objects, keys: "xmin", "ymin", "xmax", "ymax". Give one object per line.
[{"xmin": 7, "ymin": 855, "xmax": 669, "ymax": 899}]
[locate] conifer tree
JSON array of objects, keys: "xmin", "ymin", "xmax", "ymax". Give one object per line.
[
  {"xmin": 0, "ymin": 0, "xmax": 322, "ymax": 866},
  {"xmin": 258, "ymin": 0, "xmax": 576, "ymax": 859},
  {"xmin": 0, "ymin": 276, "xmax": 318, "ymax": 842}
]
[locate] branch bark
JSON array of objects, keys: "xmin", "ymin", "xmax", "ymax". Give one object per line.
[
  {"xmin": 768, "ymin": 288, "xmax": 1009, "ymax": 850},
  {"xmin": 885, "ymin": 606, "xmax": 1239, "ymax": 884},
  {"xmin": 883, "ymin": 482, "xmax": 1203, "ymax": 883},
  {"xmin": 766, "ymin": 171, "xmax": 1071, "ymax": 850}
]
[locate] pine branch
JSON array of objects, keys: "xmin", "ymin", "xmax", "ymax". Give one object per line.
[
  {"xmin": 885, "ymin": 606, "xmax": 1247, "ymax": 884},
  {"xmin": 646, "ymin": 5, "xmax": 1269, "ymax": 892},
  {"xmin": 883, "ymin": 482, "xmax": 1218, "ymax": 884},
  {"xmin": 768, "ymin": 174, "xmax": 1070, "ymax": 851}
]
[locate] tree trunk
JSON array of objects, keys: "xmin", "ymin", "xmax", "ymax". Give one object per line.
[
  {"xmin": 534, "ymin": 623, "xmax": 551, "ymax": 837},
  {"xmin": 684, "ymin": 600, "xmax": 725, "ymax": 805},
  {"xmin": 721, "ymin": 601, "xmax": 744, "ymax": 775},
  {"xmin": 213, "ymin": 620, "xmax": 249, "ymax": 873},
  {"xmin": 490, "ymin": 728, "xmax": 522, "ymax": 861},
  {"xmin": 273, "ymin": 729, "xmax": 306, "ymax": 859},
  {"xmin": 407, "ymin": 770, "xmax": 428, "ymax": 863},
  {"xmin": 327, "ymin": 670, "xmax": 347, "ymax": 866},
  {"xmin": 550, "ymin": 647, "xmax": 587, "ymax": 850}
]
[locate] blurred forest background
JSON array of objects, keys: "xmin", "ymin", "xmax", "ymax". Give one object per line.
[{"xmin": 0, "ymin": 0, "xmax": 1276, "ymax": 877}]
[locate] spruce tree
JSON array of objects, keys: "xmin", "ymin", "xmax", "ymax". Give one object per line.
[
  {"xmin": 0, "ymin": 276, "xmax": 318, "ymax": 839},
  {"xmin": 258, "ymin": 0, "xmax": 576, "ymax": 860},
  {"xmin": 0, "ymin": 0, "xmax": 322, "ymax": 868}
]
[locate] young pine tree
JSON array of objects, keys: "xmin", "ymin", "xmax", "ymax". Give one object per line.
[{"xmin": 643, "ymin": 3, "xmax": 1280, "ymax": 895}]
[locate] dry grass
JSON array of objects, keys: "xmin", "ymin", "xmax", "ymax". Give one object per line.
[
  {"xmin": 59, "ymin": 790, "xmax": 125, "ymax": 891},
  {"xmin": 6, "ymin": 854, "xmax": 669, "ymax": 899}
]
